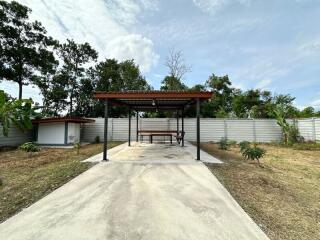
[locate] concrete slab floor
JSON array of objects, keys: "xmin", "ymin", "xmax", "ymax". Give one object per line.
[
  {"xmin": 84, "ymin": 141, "xmax": 222, "ymax": 164},
  {"xmin": 0, "ymin": 142, "xmax": 269, "ymax": 240}
]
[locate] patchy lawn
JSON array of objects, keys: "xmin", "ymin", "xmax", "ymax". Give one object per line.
[
  {"xmin": 0, "ymin": 142, "xmax": 123, "ymax": 223},
  {"xmin": 201, "ymin": 143, "xmax": 320, "ymax": 240}
]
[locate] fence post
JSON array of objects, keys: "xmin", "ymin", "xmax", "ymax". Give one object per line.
[
  {"xmin": 253, "ymin": 119, "xmax": 257, "ymax": 142},
  {"xmin": 224, "ymin": 119, "xmax": 228, "ymax": 139},
  {"xmin": 110, "ymin": 118, "xmax": 114, "ymax": 141},
  {"xmin": 312, "ymin": 118, "xmax": 316, "ymax": 141}
]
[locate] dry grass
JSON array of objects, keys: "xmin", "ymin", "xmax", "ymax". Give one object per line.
[
  {"xmin": 0, "ymin": 142, "xmax": 123, "ymax": 223},
  {"xmin": 201, "ymin": 143, "xmax": 320, "ymax": 240}
]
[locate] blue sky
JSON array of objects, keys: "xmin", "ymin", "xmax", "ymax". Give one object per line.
[{"xmin": 1, "ymin": 0, "xmax": 320, "ymax": 109}]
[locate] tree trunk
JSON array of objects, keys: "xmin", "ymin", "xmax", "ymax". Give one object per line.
[
  {"xmin": 18, "ymin": 81, "xmax": 23, "ymax": 100},
  {"xmin": 70, "ymin": 94, "xmax": 73, "ymax": 116}
]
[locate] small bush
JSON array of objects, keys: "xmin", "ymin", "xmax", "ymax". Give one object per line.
[
  {"xmin": 94, "ymin": 136, "xmax": 100, "ymax": 144},
  {"xmin": 19, "ymin": 142, "xmax": 40, "ymax": 153},
  {"xmin": 218, "ymin": 138, "xmax": 229, "ymax": 150},
  {"xmin": 239, "ymin": 141, "xmax": 250, "ymax": 153},
  {"xmin": 74, "ymin": 141, "xmax": 81, "ymax": 154},
  {"xmin": 240, "ymin": 142, "xmax": 266, "ymax": 165},
  {"xmin": 0, "ymin": 177, "xmax": 3, "ymax": 187}
]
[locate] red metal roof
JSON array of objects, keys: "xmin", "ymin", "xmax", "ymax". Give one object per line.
[
  {"xmin": 93, "ymin": 91, "xmax": 213, "ymax": 110},
  {"xmin": 94, "ymin": 91, "xmax": 213, "ymax": 99},
  {"xmin": 32, "ymin": 117, "xmax": 95, "ymax": 124}
]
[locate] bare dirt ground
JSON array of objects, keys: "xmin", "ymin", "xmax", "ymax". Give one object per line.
[{"xmin": 202, "ymin": 143, "xmax": 320, "ymax": 240}]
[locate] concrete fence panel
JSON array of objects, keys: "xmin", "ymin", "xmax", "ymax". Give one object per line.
[
  {"xmin": 0, "ymin": 124, "xmax": 32, "ymax": 147},
  {"xmin": 81, "ymin": 118, "xmax": 298, "ymax": 143},
  {"xmin": 3, "ymin": 118, "xmax": 319, "ymax": 146}
]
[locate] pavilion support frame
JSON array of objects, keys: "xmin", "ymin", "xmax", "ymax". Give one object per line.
[
  {"xmin": 97, "ymin": 91, "xmax": 212, "ymax": 161},
  {"xmin": 176, "ymin": 111, "xmax": 179, "ymax": 134},
  {"xmin": 103, "ymin": 99, "xmax": 109, "ymax": 161},
  {"xmin": 196, "ymin": 98, "xmax": 200, "ymax": 160}
]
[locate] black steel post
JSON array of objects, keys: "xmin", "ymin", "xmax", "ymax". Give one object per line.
[
  {"xmin": 103, "ymin": 99, "xmax": 109, "ymax": 161},
  {"xmin": 128, "ymin": 108, "xmax": 131, "ymax": 146},
  {"xmin": 196, "ymin": 98, "xmax": 200, "ymax": 160},
  {"xmin": 176, "ymin": 110, "xmax": 179, "ymax": 136},
  {"xmin": 136, "ymin": 111, "xmax": 139, "ymax": 142},
  {"xmin": 182, "ymin": 107, "xmax": 185, "ymax": 147}
]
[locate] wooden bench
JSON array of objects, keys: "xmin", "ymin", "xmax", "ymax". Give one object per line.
[{"xmin": 138, "ymin": 130, "xmax": 184, "ymax": 144}]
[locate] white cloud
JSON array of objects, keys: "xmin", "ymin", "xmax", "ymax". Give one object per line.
[
  {"xmin": 106, "ymin": 34, "xmax": 159, "ymax": 72},
  {"xmin": 311, "ymin": 99, "xmax": 320, "ymax": 108},
  {"xmin": 193, "ymin": 0, "xmax": 227, "ymax": 14},
  {"xmin": 193, "ymin": 0, "xmax": 252, "ymax": 14},
  {"xmin": 18, "ymin": 0, "xmax": 159, "ymax": 73},
  {"xmin": 255, "ymin": 79, "xmax": 272, "ymax": 89},
  {"xmin": 105, "ymin": 0, "xmax": 159, "ymax": 26},
  {"xmin": 298, "ymin": 39, "xmax": 320, "ymax": 55}
]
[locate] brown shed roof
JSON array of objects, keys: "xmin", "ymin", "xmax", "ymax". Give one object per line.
[{"xmin": 32, "ymin": 117, "xmax": 95, "ymax": 124}]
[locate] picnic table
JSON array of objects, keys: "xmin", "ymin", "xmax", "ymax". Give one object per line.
[{"xmin": 138, "ymin": 130, "xmax": 184, "ymax": 144}]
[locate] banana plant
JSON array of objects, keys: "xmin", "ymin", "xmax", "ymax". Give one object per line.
[
  {"xmin": 0, "ymin": 90, "xmax": 34, "ymax": 137},
  {"xmin": 274, "ymin": 103, "xmax": 291, "ymax": 144}
]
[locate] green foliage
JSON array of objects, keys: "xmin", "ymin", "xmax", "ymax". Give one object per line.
[
  {"xmin": 292, "ymin": 142, "xmax": 320, "ymax": 151},
  {"xmin": 74, "ymin": 141, "xmax": 81, "ymax": 154},
  {"xmin": 241, "ymin": 143, "xmax": 266, "ymax": 165},
  {"xmin": 218, "ymin": 138, "xmax": 229, "ymax": 150},
  {"xmin": 94, "ymin": 136, "xmax": 100, "ymax": 144},
  {"xmin": 161, "ymin": 76, "xmax": 187, "ymax": 91},
  {"xmin": 0, "ymin": 0, "xmax": 57, "ymax": 99},
  {"xmin": 273, "ymin": 104, "xmax": 300, "ymax": 145},
  {"xmin": 0, "ymin": 90, "xmax": 35, "ymax": 136},
  {"xmin": 288, "ymin": 124, "xmax": 300, "ymax": 144},
  {"xmin": 19, "ymin": 142, "xmax": 40, "ymax": 153},
  {"xmin": 239, "ymin": 141, "xmax": 250, "ymax": 153},
  {"xmin": 93, "ymin": 59, "xmax": 151, "ymax": 117}
]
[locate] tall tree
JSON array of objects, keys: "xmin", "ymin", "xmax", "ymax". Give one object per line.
[
  {"xmin": 165, "ymin": 48, "xmax": 191, "ymax": 80},
  {"xmin": 205, "ymin": 74, "xmax": 235, "ymax": 117},
  {"xmin": 93, "ymin": 59, "xmax": 151, "ymax": 117},
  {"xmin": 0, "ymin": 0, "xmax": 57, "ymax": 99},
  {"xmin": 162, "ymin": 48, "xmax": 191, "ymax": 91},
  {"xmin": 56, "ymin": 39, "xmax": 98, "ymax": 115}
]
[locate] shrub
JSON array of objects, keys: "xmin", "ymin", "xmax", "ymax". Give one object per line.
[
  {"xmin": 19, "ymin": 142, "xmax": 40, "ymax": 153},
  {"xmin": 0, "ymin": 177, "xmax": 3, "ymax": 187},
  {"xmin": 288, "ymin": 125, "xmax": 300, "ymax": 145},
  {"xmin": 228, "ymin": 140, "xmax": 237, "ymax": 146},
  {"xmin": 239, "ymin": 141, "xmax": 250, "ymax": 153},
  {"xmin": 292, "ymin": 142, "xmax": 320, "ymax": 151},
  {"xmin": 218, "ymin": 138, "xmax": 229, "ymax": 150},
  {"xmin": 94, "ymin": 135, "xmax": 100, "ymax": 144},
  {"xmin": 239, "ymin": 142, "xmax": 266, "ymax": 165},
  {"xmin": 74, "ymin": 141, "xmax": 81, "ymax": 154}
]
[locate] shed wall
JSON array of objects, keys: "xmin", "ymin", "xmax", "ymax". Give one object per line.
[{"xmin": 37, "ymin": 122, "xmax": 65, "ymax": 144}]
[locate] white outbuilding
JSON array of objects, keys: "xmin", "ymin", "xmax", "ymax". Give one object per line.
[{"xmin": 32, "ymin": 117, "xmax": 95, "ymax": 146}]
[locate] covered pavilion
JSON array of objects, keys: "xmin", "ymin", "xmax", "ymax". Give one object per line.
[{"xmin": 93, "ymin": 91, "xmax": 213, "ymax": 161}]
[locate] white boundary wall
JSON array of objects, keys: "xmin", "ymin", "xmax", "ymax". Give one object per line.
[
  {"xmin": 0, "ymin": 124, "xmax": 32, "ymax": 147},
  {"xmin": 81, "ymin": 118, "xmax": 296, "ymax": 143},
  {"xmin": 1, "ymin": 118, "xmax": 319, "ymax": 146}
]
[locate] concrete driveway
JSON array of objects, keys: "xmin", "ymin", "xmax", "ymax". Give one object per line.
[{"xmin": 0, "ymin": 142, "xmax": 269, "ymax": 240}]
